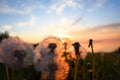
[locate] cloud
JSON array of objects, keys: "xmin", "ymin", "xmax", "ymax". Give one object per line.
[
  {"xmin": 3, "ymin": 25, "xmax": 12, "ymax": 31},
  {"xmin": 72, "ymin": 17, "xmax": 83, "ymax": 25},
  {"xmin": 48, "ymin": 0, "xmax": 108, "ymax": 14},
  {"xmin": 68, "ymin": 23, "xmax": 120, "ymax": 40},
  {"xmin": 0, "ymin": 0, "xmax": 108, "ymax": 15},
  {"xmin": 67, "ymin": 23, "xmax": 120, "ymax": 52},
  {"xmin": 89, "ymin": 23, "xmax": 120, "ymax": 33},
  {"xmin": 0, "ymin": 0, "xmax": 29, "ymax": 14},
  {"xmin": 95, "ymin": 0, "xmax": 107, "ymax": 8},
  {"xmin": 16, "ymin": 15, "xmax": 36, "ymax": 27},
  {"xmin": 86, "ymin": 0, "xmax": 107, "ymax": 12},
  {"xmin": 47, "ymin": 0, "xmax": 82, "ymax": 14},
  {"xmin": 0, "ymin": 0, "xmax": 46, "ymax": 14},
  {"xmin": 0, "ymin": 6, "xmax": 30, "ymax": 14}
]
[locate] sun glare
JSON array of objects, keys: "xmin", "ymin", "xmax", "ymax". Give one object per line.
[{"xmin": 56, "ymin": 33, "xmax": 71, "ymax": 39}]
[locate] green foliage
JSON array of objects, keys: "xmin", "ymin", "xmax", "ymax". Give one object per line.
[
  {"xmin": 0, "ymin": 63, "xmax": 35, "ymax": 80},
  {"xmin": 0, "ymin": 31, "xmax": 10, "ymax": 42},
  {"xmin": 84, "ymin": 53, "xmax": 120, "ymax": 80},
  {"xmin": 62, "ymin": 51, "xmax": 120, "ymax": 80}
]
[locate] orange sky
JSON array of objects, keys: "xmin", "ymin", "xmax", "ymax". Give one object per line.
[
  {"xmin": 67, "ymin": 23, "xmax": 120, "ymax": 52},
  {"xmin": 19, "ymin": 23, "xmax": 120, "ymax": 52}
]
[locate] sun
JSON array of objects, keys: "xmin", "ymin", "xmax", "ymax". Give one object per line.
[
  {"xmin": 57, "ymin": 33, "xmax": 67, "ymax": 38},
  {"xmin": 56, "ymin": 33, "xmax": 70, "ymax": 39}
]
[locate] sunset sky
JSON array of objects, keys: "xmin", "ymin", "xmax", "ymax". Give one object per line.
[{"xmin": 0, "ymin": 0, "xmax": 120, "ymax": 52}]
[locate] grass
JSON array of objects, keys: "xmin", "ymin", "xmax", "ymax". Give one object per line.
[{"xmin": 0, "ymin": 53, "xmax": 120, "ymax": 80}]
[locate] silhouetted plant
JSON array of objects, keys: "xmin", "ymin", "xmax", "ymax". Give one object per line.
[
  {"xmin": 0, "ymin": 36, "xmax": 120, "ymax": 80},
  {"xmin": 88, "ymin": 39, "xmax": 95, "ymax": 80}
]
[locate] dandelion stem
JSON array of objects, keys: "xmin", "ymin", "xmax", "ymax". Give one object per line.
[
  {"xmin": 5, "ymin": 65, "xmax": 9, "ymax": 80},
  {"xmin": 74, "ymin": 56, "xmax": 79, "ymax": 80},
  {"xmin": 89, "ymin": 39, "xmax": 95, "ymax": 80},
  {"xmin": 73, "ymin": 42, "xmax": 81, "ymax": 80},
  {"xmin": 91, "ymin": 43, "xmax": 95, "ymax": 80}
]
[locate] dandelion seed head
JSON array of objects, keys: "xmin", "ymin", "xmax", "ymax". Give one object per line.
[
  {"xmin": 0, "ymin": 37, "xmax": 35, "ymax": 68},
  {"xmin": 61, "ymin": 38, "xmax": 72, "ymax": 51},
  {"xmin": 34, "ymin": 36, "xmax": 69, "ymax": 80},
  {"xmin": 67, "ymin": 45, "xmax": 87, "ymax": 60}
]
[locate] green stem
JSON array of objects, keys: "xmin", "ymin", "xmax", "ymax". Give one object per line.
[
  {"xmin": 91, "ymin": 44, "xmax": 95, "ymax": 80},
  {"xmin": 74, "ymin": 55, "xmax": 79, "ymax": 80},
  {"xmin": 5, "ymin": 65, "xmax": 9, "ymax": 80}
]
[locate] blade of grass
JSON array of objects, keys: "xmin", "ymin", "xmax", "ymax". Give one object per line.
[{"xmin": 12, "ymin": 68, "xmax": 14, "ymax": 80}]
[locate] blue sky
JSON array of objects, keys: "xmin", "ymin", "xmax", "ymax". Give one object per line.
[{"xmin": 0, "ymin": 0, "xmax": 120, "ymax": 52}]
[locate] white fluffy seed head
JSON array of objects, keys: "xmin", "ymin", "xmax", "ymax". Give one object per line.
[
  {"xmin": 67, "ymin": 46, "xmax": 88, "ymax": 60},
  {"xmin": 34, "ymin": 36, "xmax": 69, "ymax": 80},
  {"xmin": 0, "ymin": 37, "xmax": 35, "ymax": 68},
  {"xmin": 61, "ymin": 38, "xmax": 72, "ymax": 51}
]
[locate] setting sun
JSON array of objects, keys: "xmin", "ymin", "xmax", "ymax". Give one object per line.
[{"xmin": 56, "ymin": 33, "xmax": 70, "ymax": 39}]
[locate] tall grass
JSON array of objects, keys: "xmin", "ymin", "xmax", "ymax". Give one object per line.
[{"xmin": 0, "ymin": 52, "xmax": 120, "ymax": 80}]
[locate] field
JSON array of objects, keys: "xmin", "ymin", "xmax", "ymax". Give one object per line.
[
  {"xmin": 0, "ymin": 51, "xmax": 120, "ymax": 80},
  {"xmin": 0, "ymin": 33, "xmax": 120, "ymax": 80}
]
